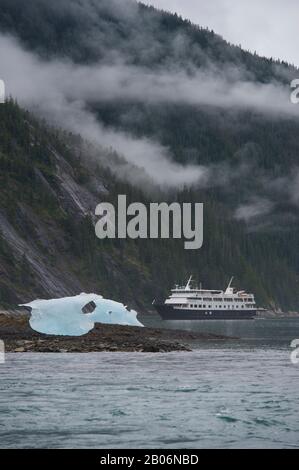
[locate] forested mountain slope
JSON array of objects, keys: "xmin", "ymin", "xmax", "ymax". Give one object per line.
[
  {"xmin": 0, "ymin": 101, "xmax": 298, "ymax": 310},
  {"xmin": 0, "ymin": 1, "xmax": 299, "ymax": 310}
]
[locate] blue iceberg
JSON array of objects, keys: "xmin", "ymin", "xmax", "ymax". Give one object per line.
[{"xmin": 20, "ymin": 293, "xmax": 143, "ymax": 336}]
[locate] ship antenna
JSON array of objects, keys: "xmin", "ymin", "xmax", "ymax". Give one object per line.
[
  {"xmin": 225, "ymin": 276, "xmax": 234, "ymax": 294},
  {"xmin": 186, "ymin": 275, "xmax": 193, "ymax": 290}
]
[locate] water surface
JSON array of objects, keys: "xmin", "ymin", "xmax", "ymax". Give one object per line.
[{"xmin": 1, "ymin": 344, "xmax": 298, "ymax": 448}]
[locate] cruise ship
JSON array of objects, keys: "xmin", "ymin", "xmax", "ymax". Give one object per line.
[{"xmin": 154, "ymin": 276, "xmax": 257, "ymax": 320}]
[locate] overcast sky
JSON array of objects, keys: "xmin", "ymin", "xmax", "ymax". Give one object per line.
[{"xmin": 145, "ymin": 0, "xmax": 299, "ymax": 67}]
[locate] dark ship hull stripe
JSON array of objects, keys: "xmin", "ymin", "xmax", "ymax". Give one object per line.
[{"xmin": 155, "ymin": 305, "xmax": 257, "ymax": 320}]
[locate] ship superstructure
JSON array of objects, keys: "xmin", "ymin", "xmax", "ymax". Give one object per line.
[{"xmin": 154, "ymin": 276, "xmax": 257, "ymax": 320}]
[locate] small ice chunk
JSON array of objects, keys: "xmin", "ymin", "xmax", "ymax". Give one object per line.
[{"xmin": 20, "ymin": 293, "xmax": 143, "ymax": 336}]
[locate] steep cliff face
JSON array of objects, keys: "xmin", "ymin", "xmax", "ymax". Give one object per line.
[
  {"xmin": 0, "ymin": 102, "xmax": 99, "ymax": 303},
  {"xmin": 0, "ymin": 101, "xmax": 169, "ymax": 309}
]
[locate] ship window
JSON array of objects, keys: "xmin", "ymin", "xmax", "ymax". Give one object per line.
[{"xmin": 203, "ymin": 305, "xmax": 206, "ymax": 308}]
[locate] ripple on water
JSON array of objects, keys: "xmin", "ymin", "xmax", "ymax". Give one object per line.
[{"xmin": 0, "ymin": 349, "xmax": 299, "ymax": 449}]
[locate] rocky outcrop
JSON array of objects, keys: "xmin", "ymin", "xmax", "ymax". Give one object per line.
[{"xmin": 0, "ymin": 311, "xmax": 230, "ymax": 353}]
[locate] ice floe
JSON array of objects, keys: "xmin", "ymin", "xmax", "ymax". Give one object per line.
[{"xmin": 20, "ymin": 293, "xmax": 143, "ymax": 336}]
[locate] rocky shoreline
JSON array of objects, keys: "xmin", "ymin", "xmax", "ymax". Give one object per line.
[{"xmin": 0, "ymin": 311, "xmax": 231, "ymax": 353}]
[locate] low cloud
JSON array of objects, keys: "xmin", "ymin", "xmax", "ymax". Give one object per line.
[
  {"xmin": 235, "ymin": 197, "xmax": 274, "ymax": 222},
  {"xmin": 0, "ymin": 32, "xmax": 299, "ymax": 195},
  {"xmin": 233, "ymin": 168, "xmax": 299, "ymax": 231},
  {"xmin": 0, "ymin": 34, "xmax": 211, "ymax": 187},
  {"xmin": 1, "ymin": 33, "xmax": 298, "ymax": 116}
]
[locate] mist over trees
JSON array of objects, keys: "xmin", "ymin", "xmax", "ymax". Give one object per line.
[{"xmin": 0, "ymin": 0, "xmax": 299, "ymax": 309}]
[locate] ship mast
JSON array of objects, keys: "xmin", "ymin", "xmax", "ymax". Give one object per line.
[
  {"xmin": 185, "ymin": 275, "xmax": 193, "ymax": 290},
  {"xmin": 225, "ymin": 276, "xmax": 234, "ymax": 294}
]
